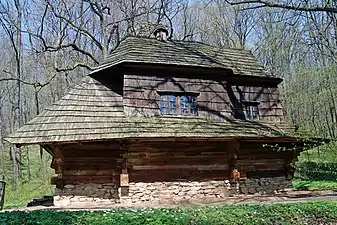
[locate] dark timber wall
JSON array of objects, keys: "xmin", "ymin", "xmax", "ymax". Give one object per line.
[
  {"xmin": 127, "ymin": 140, "xmax": 230, "ymax": 183},
  {"xmin": 49, "ymin": 140, "xmax": 296, "ymax": 187},
  {"xmin": 123, "ymin": 72, "xmax": 283, "ymax": 122},
  {"xmin": 50, "ymin": 142, "xmax": 123, "ymax": 185}
]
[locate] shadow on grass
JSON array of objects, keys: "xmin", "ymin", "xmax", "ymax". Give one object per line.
[{"xmin": 293, "ymin": 181, "xmax": 311, "ymax": 191}]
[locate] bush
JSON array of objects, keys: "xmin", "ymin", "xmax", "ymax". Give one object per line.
[{"xmin": 295, "ymin": 161, "xmax": 337, "ymax": 181}]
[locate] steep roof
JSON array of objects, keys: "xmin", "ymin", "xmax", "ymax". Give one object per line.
[
  {"xmin": 6, "ymin": 76, "xmax": 294, "ymax": 145},
  {"xmin": 5, "ymin": 37, "xmax": 293, "ymax": 146},
  {"xmin": 91, "ymin": 36, "xmax": 273, "ymax": 78}
]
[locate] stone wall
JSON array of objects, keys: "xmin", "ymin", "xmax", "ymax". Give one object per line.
[
  {"xmin": 237, "ymin": 177, "xmax": 292, "ymax": 195},
  {"xmin": 121, "ymin": 180, "xmax": 231, "ymax": 205},
  {"xmin": 53, "ymin": 177, "xmax": 292, "ymax": 207},
  {"xmin": 54, "ymin": 183, "xmax": 119, "ymax": 208}
]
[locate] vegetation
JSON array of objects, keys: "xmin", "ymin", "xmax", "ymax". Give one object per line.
[
  {"xmin": 293, "ymin": 181, "xmax": 337, "ymax": 191},
  {"xmin": 1, "ymin": 201, "xmax": 337, "ymax": 225},
  {"xmin": 293, "ymin": 142, "xmax": 337, "ymax": 191},
  {"xmin": 0, "ymin": 146, "xmax": 53, "ymax": 209},
  {"xmin": 4, "ymin": 182, "xmax": 53, "ymax": 210}
]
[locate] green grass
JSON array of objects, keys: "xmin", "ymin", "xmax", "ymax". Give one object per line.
[
  {"xmin": 1, "ymin": 201, "xmax": 337, "ymax": 225},
  {"xmin": 3, "ymin": 182, "xmax": 53, "ymax": 209},
  {"xmin": 292, "ymin": 142, "xmax": 337, "ymax": 191},
  {"xmin": 293, "ymin": 180, "xmax": 337, "ymax": 191},
  {"xmin": 1, "ymin": 145, "xmax": 54, "ymax": 209}
]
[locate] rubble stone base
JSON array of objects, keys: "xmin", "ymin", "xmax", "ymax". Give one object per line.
[
  {"xmin": 238, "ymin": 177, "xmax": 292, "ymax": 195},
  {"xmin": 53, "ymin": 177, "xmax": 292, "ymax": 207},
  {"xmin": 54, "ymin": 183, "xmax": 119, "ymax": 208},
  {"xmin": 121, "ymin": 180, "xmax": 231, "ymax": 204}
]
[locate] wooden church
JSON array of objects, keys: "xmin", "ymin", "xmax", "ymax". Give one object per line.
[{"xmin": 6, "ymin": 27, "xmax": 319, "ymax": 207}]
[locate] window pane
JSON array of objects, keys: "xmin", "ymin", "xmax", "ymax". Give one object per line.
[
  {"xmin": 160, "ymin": 95, "xmax": 169, "ymax": 114},
  {"xmin": 181, "ymin": 96, "xmax": 189, "ymax": 114},
  {"xmin": 190, "ymin": 96, "xmax": 198, "ymax": 115},
  {"xmin": 169, "ymin": 95, "xmax": 177, "ymax": 114},
  {"xmin": 245, "ymin": 104, "xmax": 251, "ymax": 120},
  {"xmin": 252, "ymin": 106, "xmax": 259, "ymax": 120},
  {"xmin": 160, "ymin": 94, "xmax": 198, "ymax": 116}
]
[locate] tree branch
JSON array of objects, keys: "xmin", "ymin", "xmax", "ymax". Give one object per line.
[
  {"xmin": 45, "ymin": 43, "xmax": 99, "ymax": 65},
  {"xmin": 46, "ymin": 0, "xmax": 103, "ymax": 51},
  {"xmin": 55, "ymin": 62, "xmax": 94, "ymax": 72},
  {"xmin": 1, "ymin": 69, "xmax": 58, "ymax": 89},
  {"xmin": 224, "ymin": 0, "xmax": 337, "ymax": 13}
]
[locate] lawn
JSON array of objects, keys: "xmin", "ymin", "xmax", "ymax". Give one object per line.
[
  {"xmin": 293, "ymin": 142, "xmax": 337, "ymax": 191},
  {"xmin": 1, "ymin": 201, "xmax": 337, "ymax": 225},
  {"xmin": 3, "ymin": 182, "xmax": 53, "ymax": 209},
  {"xmin": 293, "ymin": 180, "xmax": 337, "ymax": 191}
]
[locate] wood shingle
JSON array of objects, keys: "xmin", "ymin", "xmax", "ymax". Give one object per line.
[{"xmin": 92, "ymin": 37, "xmax": 272, "ymax": 77}]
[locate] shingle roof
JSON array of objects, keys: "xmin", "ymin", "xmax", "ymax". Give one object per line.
[
  {"xmin": 5, "ymin": 76, "xmax": 294, "ymax": 145},
  {"xmin": 91, "ymin": 36, "xmax": 273, "ymax": 78}
]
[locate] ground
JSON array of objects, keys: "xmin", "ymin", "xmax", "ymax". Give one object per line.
[
  {"xmin": 1, "ymin": 189, "xmax": 336, "ymax": 212},
  {"xmin": 1, "ymin": 200, "xmax": 337, "ymax": 225}
]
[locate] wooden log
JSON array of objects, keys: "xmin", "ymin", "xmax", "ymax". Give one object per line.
[
  {"xmin": 63, "ymin": 170, "xmax": 118, "ymax": 176},
  {"xmin": 132, "ymin": 164, "xmax": 229, "ymax": 171}
]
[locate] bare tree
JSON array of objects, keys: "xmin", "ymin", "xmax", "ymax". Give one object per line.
[{"xmin": 224, "ymin": 0, "xmax": 337, "ymax": 13}]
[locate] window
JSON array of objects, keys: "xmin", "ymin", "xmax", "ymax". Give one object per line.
[
  {"xmin": 244, "ymin": 102, "xmax": 259, "ymax": 120},
  {"xmin": 160, "ymin": 93, "xmax": 198, "ymax": 116}
]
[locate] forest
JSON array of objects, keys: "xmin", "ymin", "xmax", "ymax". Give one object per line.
[{"xmin": 0, "ymin": 0, "xmax": 336, "ymax": 208}]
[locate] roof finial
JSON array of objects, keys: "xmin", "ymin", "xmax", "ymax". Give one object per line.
[{"xmin": 153, "ymin": 24, "xmax": 169, "ymax": 41}]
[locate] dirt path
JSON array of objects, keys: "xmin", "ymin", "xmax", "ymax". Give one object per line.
[{"xmin": 2, "ymin": 190, "xmax": 337, "ymax": 212}]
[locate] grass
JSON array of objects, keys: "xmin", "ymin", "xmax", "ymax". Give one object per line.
[
  {"xmin": 3, "ymin": 182, "xmax": 53, "ymax": 209},
  {"xmin": 1, "ymin": 201, "xmax": 337, "ymax": 225},
  {"xmin": 0, "ymin": 145, "xmax": 54, "ymax": 209},
  {"xmin": 293, "ymin": 180, "xmax": 337, "ymax": 191},
  {"xmin": 292, "ymin": 142, "xmax": 337, "ymax": 191}
]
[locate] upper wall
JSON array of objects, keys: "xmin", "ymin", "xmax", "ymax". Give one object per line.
[{"xmin": 122, "ymin": 68, "xmax": 284, "ymax": 122}]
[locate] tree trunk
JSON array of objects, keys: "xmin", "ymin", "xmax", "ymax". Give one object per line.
[
  {"xmin": 35, "ymin": 88, "xmax": 47, "ymax": 182},
  {"xmin": 10, "ymin": 145, "xmax": 20, "ymax": 188}
]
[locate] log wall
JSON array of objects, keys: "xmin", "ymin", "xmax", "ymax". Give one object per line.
[
  {"xmin": 50, "ymin": 142, "xmax": 123, "ymax": 185},
  {"xmin": 127, "ymin": 141, "xmax": 230, "ymax": 183},
  {"xmin": 123, "ymin": 73, "xmax": 284, "ymax": 122},
  {"xmin": 49, "ymin": 140, "xmax": 296, "ymax": 188},
  {"xmin": 49, "ymin": 140, "xmax": 299, "ymax": 206}
]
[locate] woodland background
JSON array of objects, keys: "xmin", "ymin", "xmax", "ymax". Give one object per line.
[{"xmin": 0, "ymin": 0, "xmax": 336, "ymax": 208}]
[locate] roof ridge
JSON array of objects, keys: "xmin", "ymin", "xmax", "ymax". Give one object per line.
[
  {"xmin": 121, "ymin": 36, "xmax": 253, "ymax": 53},
  {"xmin": 91, "ymin": 35, "xmax": 273, "ymax": 78}
]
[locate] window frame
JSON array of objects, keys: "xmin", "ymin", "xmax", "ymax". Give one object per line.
[
  {"xmin": 243, "ymin": 101, "xmax": 260, "ymax": 121},
  {"xmin": 158, "ymin": 92, "xmax": 199, "ymax": 116}
]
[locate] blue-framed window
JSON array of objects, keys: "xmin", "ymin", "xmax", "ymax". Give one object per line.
[
  {"xmin": 160, "ymin": 94, "xmax": 198, "ymax": 116},
  {"xmin": 181, "ymin": 96, "xmax": 197, "ymax": 115},
  {"xmin": 244, "ymin": 102, "xmax": 259, "ymax": 120},
  {"xmin": 160, "ymin": 95, "xmax": 177, "ymax": 114}
]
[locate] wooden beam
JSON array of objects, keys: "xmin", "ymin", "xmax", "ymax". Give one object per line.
[
  {"xmin": 119, "ymin": 141, "xmax": 128, "ymax": 174},
  {"xmin": 132, "ymin": 164, "xmax": 229, "ymax": 171},
  {"xmin": 50, "ymin": 145, "xmax": 65, "ymax": 188},
  {"xmin": 227, "ymin": 140, "xmax": 240, "ymax": 181}
]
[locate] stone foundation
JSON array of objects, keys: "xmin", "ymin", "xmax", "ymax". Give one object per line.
[
  {"xmin": 237, "ymin": 177, "xmax": 292, "ymax": 195},
  {"xmin": 121, "ymin": 180, "xmax": 231, "ymax": 204},
  {"xmin": 54, "ymin": 183, "xmax": 119, "ymax": 208},
  {"xmin": 53, "ymin": 177, "xmax": 292, "ymax": 207}
]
